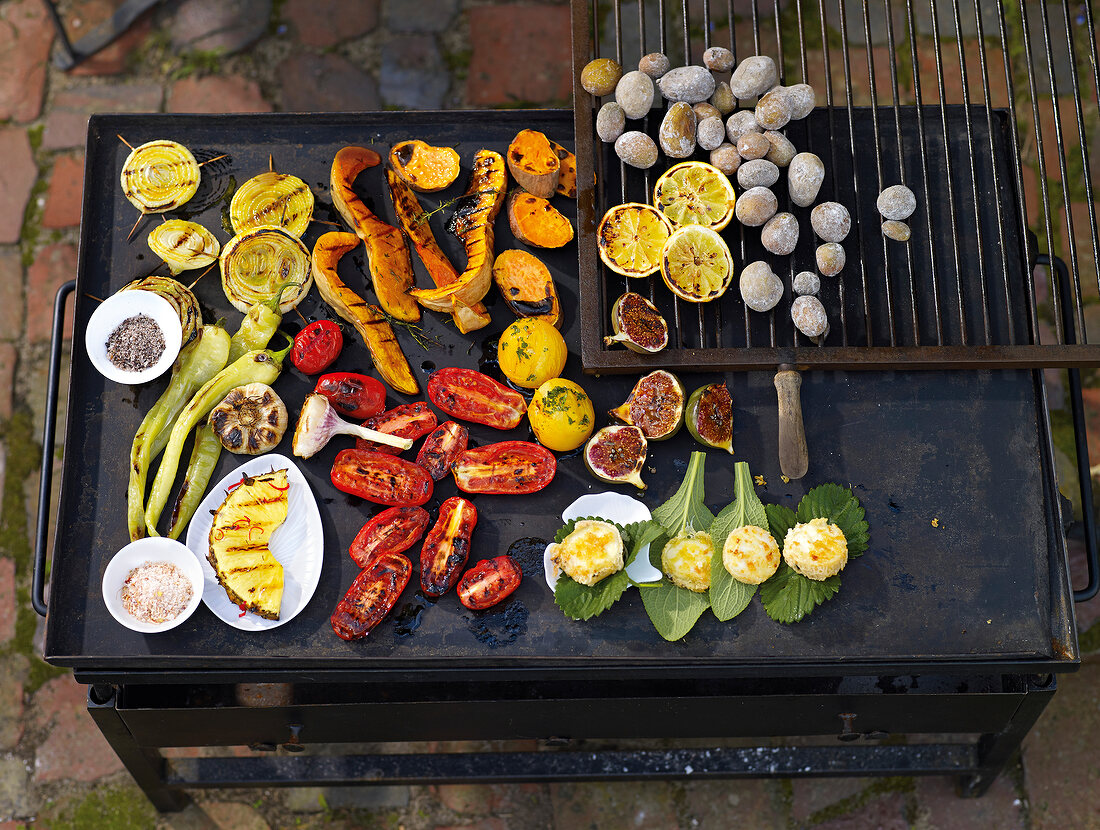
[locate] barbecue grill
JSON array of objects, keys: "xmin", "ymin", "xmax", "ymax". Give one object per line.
[{"xmin": 32, "ymin": 0, "xmax": 1099, "ymax": 812}]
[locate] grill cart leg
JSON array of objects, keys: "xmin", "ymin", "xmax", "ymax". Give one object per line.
[
  {"xmin": 957, "ymin": 674, "xmax": 1056, "ymax": 797},
  {"xmin": 86, "ymin": 685, "xmax": 190, "ymax": 813}
]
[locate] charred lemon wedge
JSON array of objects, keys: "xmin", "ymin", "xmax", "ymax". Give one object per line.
[
  {"xmin": 653, "ymin": 161, "xmax": 736, "ymax": 230},
  {"xmin": 660, "ymin": 225, "xmax": 734, "ymax": 303},
  {"xmin": 597, "ymin": 202, "xmax": 673, "ymax": 278}
]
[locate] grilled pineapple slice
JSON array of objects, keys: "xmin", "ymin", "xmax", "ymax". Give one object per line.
[{"xmin": 208, "ymin": 469, "xmax": 290, "ymax": 619}]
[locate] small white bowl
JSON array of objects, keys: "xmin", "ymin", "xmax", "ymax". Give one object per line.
[
  {"xmin": 102, "ymin": 538, "xmax": 205, "ymax": 633},
  {"xmin": 85, "ymin": 290, "xmax": 183, "ymax": 384}
]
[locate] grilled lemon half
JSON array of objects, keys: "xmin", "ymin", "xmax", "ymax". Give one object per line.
[
  {"xmin": 208, "ymin": 469, "xmax": 290, "ymax": 620},
  {"xmin": 597, "ymin": 202, "xmax": 674, "ymax": 278},
  {"xmin": 653, "ymin": 161, "xmax": 737, "ymax": 231},
  {"xmin": 660, "ymin": 225, "xmax": 735, "ymax": 303}
]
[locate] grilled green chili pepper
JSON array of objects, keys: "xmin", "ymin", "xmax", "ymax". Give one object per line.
[
  {"xmin": 144, "ymin": 334, "xmax": 293, "ymax": 535},
  {"xmin": 227, "ymin": 281, "xmax": 297, "ymax": 364},
  {"xmin": 166, "ymin": 420, "xmax": 222, "ymax": 540},
  {"xmin": 127, "ymin": 323, "xmax": 231, "ymax": 541}
]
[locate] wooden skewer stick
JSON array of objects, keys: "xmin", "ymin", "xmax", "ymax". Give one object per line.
[
  {"xmin": 199, "ymin": 154, "xmax": 228, "ymax": 167},
  {"xmin": 84, "ymin": 293, "xmax": 105, "ymax": 303},
  {"xmin": 268, "ymin": 154, "xmax": 275, "ymax": 173},
  {"xmin": 117, "ymin": 134, "xmax": 134, "ymax": 150},
  {"xmin": 311, "ymin": 218, "xmax": 342, "ymax": 227},
  {"xmin": 126, "ymin": 211, "xmax": 146, "ymax": 242},
  {"xmin": 294, "ymin": 308, "xmax": 308, "ymax": 324},
  {"xmin": 186, "ymin": 262, "xmax": 217, "ymax": 290}
]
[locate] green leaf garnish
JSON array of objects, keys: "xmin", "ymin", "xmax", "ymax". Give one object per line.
[
  {"xmin": 552, "ymin": 517, "xmax": 657, "ymax": 621},
  {"xmin": 758, "ymin": 562, "xmax": 841, "ymax": 623},
  {"xmin": 639, "ymin": 573, "xmax": 712, "ymax": 641},
  {"xmin": 707, "ymin": 462, "xmax": 768, "ymax": 621},
  {"xmin": 765, "ymin": 503, "xmax": 798, "ymax": 549},
  {"xmin": 796, "ymin": 483, "xmax": 869, "ymax": 557},
  {"xmin": 650, "ymin": 451, "xmax": 714, "ymax": 537}
]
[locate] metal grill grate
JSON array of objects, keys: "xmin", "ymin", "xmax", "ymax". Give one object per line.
[{"xmin": 571, "ymin": 0, "xmax": 1100, "ymax": 371}]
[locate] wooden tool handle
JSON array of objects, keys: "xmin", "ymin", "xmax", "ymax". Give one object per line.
[{"xmin": 774, "ymin": 369, "xmax": 809, "ymax": 480}]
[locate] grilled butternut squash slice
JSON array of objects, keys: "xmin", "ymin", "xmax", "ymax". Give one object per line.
[
  {"xmin": 330, "ymin": 146, "xmax": 420, "ymax": 323},
  {"xmin": 410, "ymin": 149, "xmax": 507, "ymax": 318},
  {"xmin": 208, "ymin": 469, "xmax": 289, "ymax": 620},
  {"xmin": 312, "ymin": 232, "xmax": 419, "ymax": 395},
  {"xmin": 388, "ymin": 140, "xmax": 461, "ymax": 193}
]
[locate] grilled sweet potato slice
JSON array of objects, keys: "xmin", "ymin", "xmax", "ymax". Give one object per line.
[
  {"xmin": 550, "ymin": 140, "xmax": 578, "ymax": 199},
  {"xmin": 389, "ymin": 140, "xmax": 460, "ymax": 193},
  {"xmin": 492, "ymin": 249, "xmax": 561, "ymax": 328},
  {"xmin": 507, "ymin": 129, "xmax": 560, "ymax": 198},
  {"xmin": 507, "ymin": 191, "xmax": 574, "ymax": 249}
]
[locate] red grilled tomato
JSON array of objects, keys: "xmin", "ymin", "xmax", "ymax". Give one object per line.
[
  {"xmin": 419, "ymin": 497, "xmax": 478, "ymax": 597},
  {"xmin": 427, "ymin": 367, "xmax": 527, "ymax": 430},
  {"xmin": 331, "ymin": 551, "xmax": 411, "ymax": 640},
  {"xmin": 314, "ymin": 373, "xmax": 387, "ymax": 420},
  {"xmin": 451, "ymin": 441, "xmax": 556, "ymax": 495},
  {"xmin": 355, "ymin": 401, "xmax": 438, "ymax": 454},
  {"xmin": 348, "ymin": 506, "xmax": 430, "ymax": 568},
  {"xmin": 331, "ymin": 449, "xmax": 433, "ymax": 506},
  {"xmin": 292, "ymin": 320, "xmax": 343, "ymax": 374},
  {"xmin": 415, "ymin": 421, "xmax": 469, "ymax": 481},
  {"xmin": 458, "ymin": 556, "xmax": 522, "ymax": 611}
]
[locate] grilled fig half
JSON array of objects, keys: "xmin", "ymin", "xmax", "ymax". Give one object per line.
[
  {"xmin": 584, "ymin": 425, "xmax": 648, "ymax": 489},
  {"xmin": 603, "ymin": 292, "xmax": 669, "ymax": 353},
  {"xmin": 609, "ymin": 370, "xmax": 685, "ymax": 441},
  {"xmin": 685, "ymin": 382, "xmax": 734, "ymax": 454}
]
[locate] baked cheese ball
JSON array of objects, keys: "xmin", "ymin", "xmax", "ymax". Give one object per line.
[
  {"xmin": 722, "ymin": 525, "xmax": 781, "ymax": 584},
  {"xmin": 547, "ymin": 520, "xmax": 624, "ymax": 586},
  {"xmin": 661, "ymin": 530, "xmax": 714, "ymax": 593},
  {"xmin": 782, "ymin": 517, "xmax": 848, "ymax": 580}
]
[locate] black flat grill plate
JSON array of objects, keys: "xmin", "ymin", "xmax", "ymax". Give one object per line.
[{"xmin": 45, "ymin": 112, "xmax": 1073, "ymax": 675}]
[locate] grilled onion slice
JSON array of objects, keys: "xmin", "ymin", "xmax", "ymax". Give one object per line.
[
  {"xmin": 230, "ymin": 171, "xmax": 314, "ymax": 238},
  {"xmin": 120, "ymin": 140, "xmax": 201, "ymax": 214},
  {"xmin": 120, "ymin": 275, "xmax": 201, "ymax": 347},
  {"xmin": 147, "ymin": 219, "xmax": 220, "ymax": 276},
  {"xmin": 220, "ymin": 225, "xmax": 312, "ymax": 313}
]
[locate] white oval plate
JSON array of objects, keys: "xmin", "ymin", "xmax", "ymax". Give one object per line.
[
  {"xmin": 544, "ymin": 491, "xmax": 661, "ymax": 591},
  {"xmin": 184, "ymin": 454, "xmax": 323, "ymax": 631},
  {"xmin": 102, "ymin": 537, "xmax": 205, "ymax": 633},
  {"xmin": 85, "ymin": 290, "xmax": 182, "ymax": 384}
]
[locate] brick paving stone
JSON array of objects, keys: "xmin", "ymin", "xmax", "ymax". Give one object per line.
[
  {"xmin": 0, "ymin": 0, "xmax": 53, "ymax": 123},
  {"xmin": 170, "ymin": 0, "xmax": 271, "ymax": 55},
  {"xmin": 32, "ymin": 674, "xmax": 124, "ymax": 782},
  {"xmin": 0, "ymin": 342, "xmax": 15, "ymax": 417},
  {"xmin": 679, "ymin": 779, "xmax": 785, "ymax": 829},
  {"xmin": 26, "ymin": 243, "xmax": 77, "ymax": 344},
  {"xmin": 42, "ymin": 82, "xmax": 164, "ymax": 151},
  {"xmin": 436, "ymin": 822, "xmax": 507, "ymax": 830},
  {"xmin": 812, "ymin": 790, "xmax": 909, "ymax": 830},
  {"xmin": 465, "ymin": 4, "xmax": 572, "ymax": 107},
  {"xmin": 1024, "ymin": 662, "xmax": 1100, "ymax": 829},
  {"xmin": 914, "ymin": 773, "xmax": 1025, "ymax": 829},
  {"xmin": 284, "ymin": 0, "xmax": 380, "ymax": 47},
  {"xmin": 0, "ymin": 559, "xmax": 14, "ymax": 645},
  {"xmin": 434, "ymin": 783, "xmax": 492, "ymax": 814},
  {"xmin": 284, "ymin": 785, "xmax": 409, "ymax": 811},
  {"xmin": 0, "ymin": 655, "xmax": 28, "ymax": 751},
  {"xmin": 0, "ymin": 756, "xmax": 33, "ymax": 820},
  {"xmin": 202, "ymin": 801, "xmax": 271, "ymax": 829},
  {"xmin": 168, "ymin": 75, "xmax": 272, "ymax": 114},
  {"xmin": 913, "ymin": 0, "xmax": 1002, "ymax": 38},
  {"xmin": 383, "ymin": 0, "xmax": 458, "ymax": 33},
  {"xmin": 380, "ymin": 34, "xmax": 449, "ymax": 110},
  {"xmin": 41, "ymin": 153, "xmax": 86, "ymax": 230},
  {"xmin": 0, "ymin": 127, "xmax": 36, "ymax": 245},
  {"xmin": 66, "ymin": 0, "xmax": 154, "ymax": 76},
  {"xmin": 550, "ymin": 781, "xmax": 678, "ymax": 829},
  {"xmin": 278, "ymin": 52, "xmax": 380, "ymax": 112},
  {"xmin": 791, "ymin": 777, "xmax": 872, "ymax": 823}
]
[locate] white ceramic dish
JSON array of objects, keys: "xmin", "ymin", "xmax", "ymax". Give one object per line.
[
  {"xmin": 84, "ymin": 289, "xmax": 182, "ymax": 384},
  {"xmin": 102, "ymin": 537, "xmax": 205, "ymax": 633},
  {"xmin": 185, "ymin": 454, "xmax": 323, "ymax": 631},
  {"xmin": 543, "ymin": 491, "xmax": 661, "ymax": 591}
]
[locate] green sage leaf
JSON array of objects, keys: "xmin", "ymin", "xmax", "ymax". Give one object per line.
[
  {"xmin": 650, "ymin": 451, "xmax": 714, "ymax": 537},
  {"xmin": 639, "ymin": 573, "xmax": 712, "ymax": 641}
]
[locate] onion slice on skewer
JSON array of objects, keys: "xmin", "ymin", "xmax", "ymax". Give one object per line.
[
  {"xmin": 120, "ymin": 140, "xmax": 200, "ymax": 214},
  {"xmin": 148, "ymin": 220, "xmax": 220, "ymax": 276}
]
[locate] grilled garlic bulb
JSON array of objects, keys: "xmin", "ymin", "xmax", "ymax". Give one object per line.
[
  {"xmin": 230, "ymin": 171, "xmax": 314, "ymax": 238},
  {"xmin": 220, "ymin": 225, "xmax": 312, "ymax": 313},
  {"xmin": 210, "ymin": 383, "xmax": 289, "ymax": 455},
  {"xmin": 120, "ymin": 140, "xmax": 200, "ymax": 213},
  {"xmin": 147, "ymin": 219, "xmax": 220, "ymax": 275}
]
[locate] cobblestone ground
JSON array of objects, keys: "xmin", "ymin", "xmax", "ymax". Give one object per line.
[{"xmin": 0, "ymin": 0, "xmax": 1097, "ymax": 826}]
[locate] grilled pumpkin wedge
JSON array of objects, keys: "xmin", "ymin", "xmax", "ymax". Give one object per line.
[
  {"xmin": 330, "ymin": 146, "xmax": 420, "ymax": 323},
  {"xmin": 208, "ymin": 469, "xmax": 290, "ymax": 620},
  {"xmin": 410, "ymin": 149, "xmax": 506, "ymax": 318},
  {"xmin": 386, "ymin": 167, "xmax": 491, "ymax": 333},
  {"xmin": 312, "ymin": 232, "xmax": 419, "ymax": 396}
]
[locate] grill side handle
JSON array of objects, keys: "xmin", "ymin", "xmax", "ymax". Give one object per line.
[
  {"xmin": 774, "ymin": 367, "xmax": 809, "ymax": 480},
  {"xmin": 32, "ymin": 279, "xmax": 75, "ymax": 617},
  {"xmin": 1037, "ymin": 255, "xmax": 1098, "ymax": 603}
]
